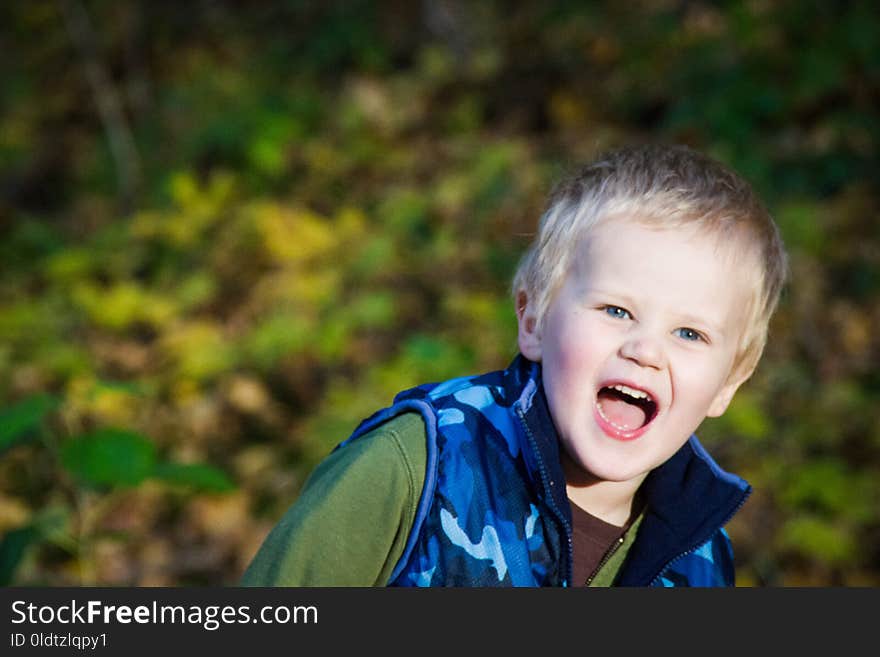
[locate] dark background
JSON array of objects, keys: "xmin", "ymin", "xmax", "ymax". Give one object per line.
[{"xmin": 1, "ymin": 0, "xmax": 878, "ymax": 586}]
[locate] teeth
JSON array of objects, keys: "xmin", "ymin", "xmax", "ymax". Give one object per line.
[{"xmin": 610, "ymin": 384, "xmax": 651, "ymax": 401}]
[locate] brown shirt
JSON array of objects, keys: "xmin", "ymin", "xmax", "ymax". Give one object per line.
[{"xmin": 569, "ymin": 501, "xmax": 628, "ymax": 586}]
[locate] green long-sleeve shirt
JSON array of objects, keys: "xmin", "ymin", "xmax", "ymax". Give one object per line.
[{"xmin": 241, "ymin": 413, "xmax": 426, "ymax": 586}]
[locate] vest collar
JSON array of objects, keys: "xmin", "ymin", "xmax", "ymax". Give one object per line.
[{"xmin": 511, "ymin": 355, "xmax": 574, "ymax": 534}]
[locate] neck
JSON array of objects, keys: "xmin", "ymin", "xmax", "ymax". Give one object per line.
[{"xmin": 562, "ymin": 454, "xmax": 646, "ymax": 527}]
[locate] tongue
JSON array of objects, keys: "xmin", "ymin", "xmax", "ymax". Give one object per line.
[{"xmin": 597, "ymin": 392, "xmax": 646, "ymax": 430}]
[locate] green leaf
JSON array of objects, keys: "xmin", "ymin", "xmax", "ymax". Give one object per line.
[
  {"xmin": 777, "ymin": 516, "xmax": 856, "ymax": 566},
  {"xmin": 776, "ymin": 202, "xmax": 825, "ymax": 256},
  {"xmin": 154, "ymin": 462, "xmax": 235, "ymax": 493},
  {"xmin": 724, "ymin": 391, "xmax": 771, "ymax": 441},
  {"xmin": 60, "ymin": 429, "xmax": 157, "ymax": 488},
  {"xmin": 0, "ymin": 393, "xmax": 59, "ymax": 453},
  {"xmin": 0, "ymin": 524, "xmax": 39, "ymax": 586},
  {"xmin": 0, "ymin": 505, "xmax": 77, "ymax": 584},
  {"xmin": 779, "ymin": 460, "xmax": 875, "ymax": 523},
  {"xmin": 33, "ymin": 505, "xmax": 75, "ymax": 553}
]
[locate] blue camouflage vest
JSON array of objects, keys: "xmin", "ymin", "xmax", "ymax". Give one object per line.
[{"xmin": 338, "ymin": 355, "xmax": 751, "ymax": 586}]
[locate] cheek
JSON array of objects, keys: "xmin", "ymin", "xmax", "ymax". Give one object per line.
[
  {"xmin": 543, "ymin": 321, "xmax": 606, "ymax": 407},
  {"xmin": 671, "ymin": 353, "xmax": 733, "ymax": 414}
]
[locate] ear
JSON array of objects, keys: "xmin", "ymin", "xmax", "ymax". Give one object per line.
[
  {"xmin": 706, "ymin": 367, "xmax": 753, "ymax": 418},
  {"xmin": 516, "ymin": 290, "xmax": 543, "ymax": 361}
]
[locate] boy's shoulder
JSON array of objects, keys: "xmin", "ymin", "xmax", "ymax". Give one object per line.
[
  {"xmin": 241, "ymin": 411, "xmax": 428, "ymax": 586},
  {"xmin": 343, "ymin": 410, "xmax": 427, "ymax": 467},
  {"xmin": 393, "ymin": 357, "xmax": 535, "ymax": 410},
  {"xmin": 396, "ymin": 370, "xmax": 499, "ymax": 402}
]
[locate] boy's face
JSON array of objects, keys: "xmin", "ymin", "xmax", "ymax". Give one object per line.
[{"xmin": 517, "ymin": 217, "xmax": 754, "ymax": 489}]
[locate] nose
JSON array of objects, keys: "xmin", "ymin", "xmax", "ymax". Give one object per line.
[{"xmin": 618, "ymin": 334, "xmax": 666, "ymax": 370}]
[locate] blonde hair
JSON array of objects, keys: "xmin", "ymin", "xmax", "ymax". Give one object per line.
[{"xmin": 512, "ymin": 143, "xmax": 788, "ymax": 381}]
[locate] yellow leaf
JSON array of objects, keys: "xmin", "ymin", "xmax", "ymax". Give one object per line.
[
  {"xmin": 0, "ymin": 494, "xmax": 30, "ymax": 533},
  {"xmin": 252, "ymin": 202, "xmax": 337, "ymax": 264}
]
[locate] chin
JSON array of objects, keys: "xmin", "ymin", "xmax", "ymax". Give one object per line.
[{"xmin": 569, "ymin": 449, "xmax": 652, "ymax": 485}]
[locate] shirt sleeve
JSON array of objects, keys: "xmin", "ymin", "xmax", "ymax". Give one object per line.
[{"xmin": 240, "ymin": 412, "xmax": 427, "ymax": 586}]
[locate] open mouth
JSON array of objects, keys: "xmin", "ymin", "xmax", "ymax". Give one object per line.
[{"xmin": 595, "ymin": 383, "xmax": 658, "ymax": 438}]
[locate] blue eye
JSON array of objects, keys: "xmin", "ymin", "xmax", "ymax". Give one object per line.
[
  {"xmin": 674, "ymin": 327, "xmax": 703, "ymax": 342},
  {"xmin": 604, "ymin": 306, "xmax": 631, "ymax": 320}
]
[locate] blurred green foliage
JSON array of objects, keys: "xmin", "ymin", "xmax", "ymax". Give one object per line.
[{"xmin": 0, "ymin": 0, "xmax": 878, "ymax": 585}]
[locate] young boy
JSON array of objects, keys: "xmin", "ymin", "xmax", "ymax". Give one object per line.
[{"xmin": 241, "ymin": 143, "xmax": 787, "ymax": 587}]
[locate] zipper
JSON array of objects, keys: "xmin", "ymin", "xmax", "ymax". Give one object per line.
[
  {"xmin": 585, "ymin": 535, "xmax": 625, "ymax": 586},
  {"xmin": 648, "ymin": 487, "xmax": 752, "ymax": 586},
  {"xmin": 516, "ymin": 405, "xmax": 574, "ymax": 587}
]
